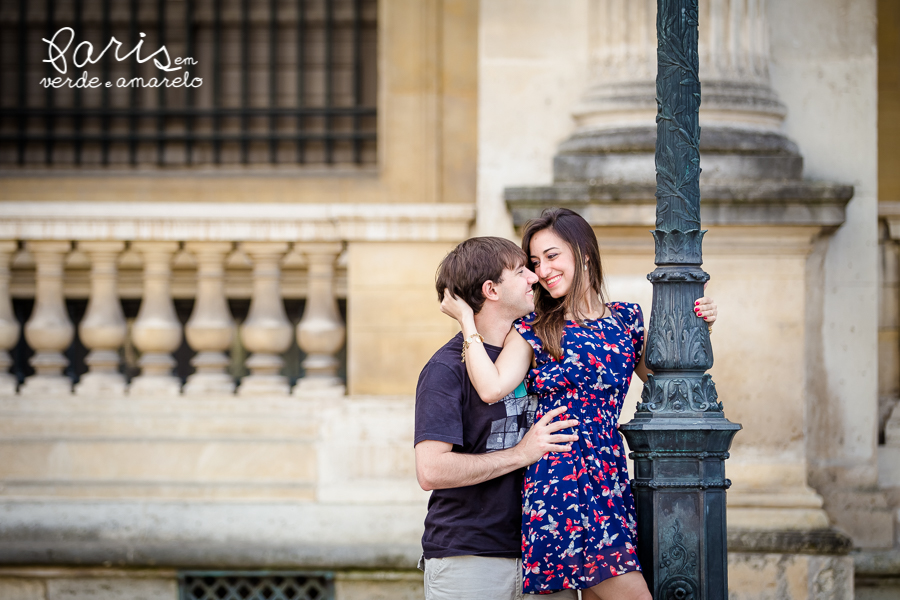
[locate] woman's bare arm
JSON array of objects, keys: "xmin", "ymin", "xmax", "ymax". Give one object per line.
[{"xmin": 440, "ymin": 292, "xmax": 533, "ymax": 403}]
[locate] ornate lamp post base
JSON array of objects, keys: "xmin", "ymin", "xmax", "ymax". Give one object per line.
[{"xmin": 621, "ymin": 413, "xmax": 740, "ymax": 599}]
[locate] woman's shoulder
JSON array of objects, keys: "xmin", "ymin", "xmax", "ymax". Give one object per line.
[
  {"xmin": 606, "ymin": 301, "xmax": 644, "ymax": 326},
  {"xmin": 514, "ymin": 311, "xmax": 536, "ymax": 325},
  {"xmin": 606, "ymin": 301, "xmax": 641, "ymax": 314},
  {"xmin": 513, "ymin": 312, "xmax": 537, "ymax": 333},
  {"xmin": 513, "ymin": 312, "xmax": 544, "ymax": 352}
]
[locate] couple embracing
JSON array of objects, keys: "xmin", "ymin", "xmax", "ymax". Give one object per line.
[{"xmin": 414, "ymin": 208, "xmax": 717, "ymax": 600}]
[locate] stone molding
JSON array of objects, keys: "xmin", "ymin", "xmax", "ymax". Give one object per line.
[
  {"xmin": 0, "ymin": 502, "xmax": 856, "ymax": 569},
  {"xmin": 506, "ymin": 181, "xmax": 853, "ymax": 228},
  {"xmin": 727, "ymin": 528, "xmax": 853, "ymax": 556},
  {"xmin": 0, "ymin": 203, "xmax": 475, "ymax": 243},
  {"xmin": 0, "ymin": 501, "xmax": 425, "ymax": 570},
  {"xmin": 854, "ymin": 549, "xmax": 900, "ymax": 578}
]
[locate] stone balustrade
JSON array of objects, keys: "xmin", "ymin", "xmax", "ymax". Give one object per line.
[{"xmin": 0, "ymin": 238, "xmax": 348, "ymax": 397}]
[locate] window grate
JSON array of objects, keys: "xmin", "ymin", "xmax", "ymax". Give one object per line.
[
  {"xmin": 0, "ymin": 0, "xmax": 378, "ymax": 167},
  {"xmin": 179, "ymin": 572, "xmax": 333, "ymax": 600}
]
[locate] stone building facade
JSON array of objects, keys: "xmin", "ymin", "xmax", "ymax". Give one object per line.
[{"xmin": 0, "ymin": 1, "xmax": 897, "ymax": 599}]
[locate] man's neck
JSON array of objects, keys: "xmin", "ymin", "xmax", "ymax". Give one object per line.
[{"xmin": 472, "ymin": 307, "xmax": 516, "ymax": 347}]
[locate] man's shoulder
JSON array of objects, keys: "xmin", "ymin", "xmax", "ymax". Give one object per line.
[
  {"xmin": 417, "ymin": 334, "xmax": 465, "ymax": 385},
  {"xmin": 426, "ymin": 333, "xmax": 464, "ymax": 367}
]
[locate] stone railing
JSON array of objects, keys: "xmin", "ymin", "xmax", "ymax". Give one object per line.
[
  {"xmin": 0, "ymin": 239, "xmax": 347, "ymax": 398},
  {"xmin": 0, "ymin": 201, "xmax": 476, "ymax": 399}
]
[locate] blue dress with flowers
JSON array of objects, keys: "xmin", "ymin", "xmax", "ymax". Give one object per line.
[{"xmin": 514, "ymin": 302, "xmax": 644, "ymax": 593}]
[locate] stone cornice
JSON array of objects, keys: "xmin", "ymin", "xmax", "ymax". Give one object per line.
[
  {"xmin": 0, "ymin": 202, "xmax": 475, "ymax": 243},
  {"xmin": 505, "ymin": 181, "xmax": 853, "ymax": 228}
]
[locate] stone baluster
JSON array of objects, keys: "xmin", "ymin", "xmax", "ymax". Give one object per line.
[
  {"xmin": 294, "ymin": 243, "xmax": 346, "ymax": 396},
  {"xmin": 20, "ymin": 241, "xmax": 74, "ymax": 396},
  {"xmin": 129, "ymin": 242, "xmax": 183, "ymax": 396},
  {"xmin": 75, "ymin": 241, "xmax": 128, "ymax": 395},
  {"xmin": 183, "ymin": 242, "xmax": 236, "ymax": 395},
  {"xmin": 0, "ymin": 242, "xmax": 20, "ymax": 395},
  {"xmin": 237, "ymin": 243, "xmax": 293, "ymax": 397}
]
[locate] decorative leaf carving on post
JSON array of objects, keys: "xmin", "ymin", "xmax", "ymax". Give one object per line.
[{"xmin": 620, "ymin": 2, "xmax": 741, "ymax": 599}]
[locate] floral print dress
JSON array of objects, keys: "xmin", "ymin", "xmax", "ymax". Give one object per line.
[{"xmin": 514, "ymin": 302, "xmax": 644, "ymax": 593}]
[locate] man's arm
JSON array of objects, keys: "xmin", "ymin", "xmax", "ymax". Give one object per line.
[{"xmin": 415, "ymin": 405, "xmax": 579, "ymax": 491}]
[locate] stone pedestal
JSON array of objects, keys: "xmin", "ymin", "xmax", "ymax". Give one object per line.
[
  {"xmin": 503, "ymin": 5, "xmax": 862, "ymax": 597},
  {"xmin": 727, "ymin": 530, "xmax": 854, "ymax": 600}
]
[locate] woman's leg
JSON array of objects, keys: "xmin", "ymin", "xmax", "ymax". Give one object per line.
[{"xmin": 582, "ymin": 572, "xmax": 652, "ymax": 600}]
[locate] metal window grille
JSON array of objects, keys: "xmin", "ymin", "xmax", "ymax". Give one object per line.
[
  {"xmin": 179, "ymin": 572, "xmax": 333, "ymax": 600},
  {"xmin": 0, "ymin": 0, "xmax": 377, "ymax": 167}
]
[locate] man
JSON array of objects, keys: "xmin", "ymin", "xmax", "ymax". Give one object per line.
[{"xmin": 414, "ymin": 237, "xmax": 579, "ymax": 600}]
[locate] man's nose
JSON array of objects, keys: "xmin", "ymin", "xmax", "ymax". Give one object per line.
[{"xmin": 526, "ymin": 270, "xmax": 538, "ymax": 284}]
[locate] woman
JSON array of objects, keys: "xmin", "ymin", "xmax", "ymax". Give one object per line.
[{"xmin": 441, "ymin": 208, "xmax": 717, "ymax": 600}]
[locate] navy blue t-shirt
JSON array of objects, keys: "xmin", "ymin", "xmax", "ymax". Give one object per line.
[{"xmin": 414, "ymin": 333, "xmax": 537, "ymax": 559}]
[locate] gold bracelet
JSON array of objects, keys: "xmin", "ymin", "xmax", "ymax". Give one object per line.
[
  {"xmin": 461, "ymin": 332, "xmax": 484, "ymax": 362},
  {"xmin": 707, "ymin": 323, "xmax": 713, "ymax": 335}
]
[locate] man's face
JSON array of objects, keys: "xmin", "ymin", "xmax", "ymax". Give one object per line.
[{"xmin": 494, "ymin": 263, "xmax": 539, "ymax": 319}]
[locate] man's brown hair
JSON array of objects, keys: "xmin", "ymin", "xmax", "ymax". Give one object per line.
[{"xmin": 435, "ymin": 237, "xmax": 528, "ymax": 314}]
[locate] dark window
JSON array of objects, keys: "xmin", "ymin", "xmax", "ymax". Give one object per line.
[
  {"xmin": 0, "ymin": 0, "xmax": 377, "ymax": 167},
  {"xmin": 179, "ymin": 572, "xmax": 333, "ymax": 600}
]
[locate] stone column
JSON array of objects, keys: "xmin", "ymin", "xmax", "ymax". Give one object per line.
[
  {"xmin": 183, "ymin": 242, "xmax": 236, "ymax": 395},
  {"xmin": 20, "ymin": 241, "xmax": 74, "ymax": 396},
  {"xmin": 581, "ymin": 0, "xmax": 781, "ymax": 128},
  {"xmin": 129, "ymin": 242, "xmax": 182, "ymax": 396},
  {"xmin": 237, "ymin": 243, "xmax": 293, "ymax": 397},
  {"xmin": 74, "ymin": 241, "xmax": 127, "ymax": 396},
  {"xmin": 557, "ymin": 0, "xmax": 798, "ymax": 184},
  {"xmin": 294, "ymin": 243, "xmax": 345, "ymax": 396},
  {"xmin": 0, "ymin": 242, "xmax": 20, "ymax": 395}
]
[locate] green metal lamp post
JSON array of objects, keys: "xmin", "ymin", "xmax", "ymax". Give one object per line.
[{"xmin": 619, "ymin": 1, "xmax": 742, "ymax": 599}]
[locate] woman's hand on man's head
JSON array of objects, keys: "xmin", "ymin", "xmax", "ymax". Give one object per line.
[{"xmin": 441, "ymin": 289, "xmax": 475, "ymax": 323}]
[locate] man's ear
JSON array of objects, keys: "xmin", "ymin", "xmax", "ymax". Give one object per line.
[{"xmin": 481, "ymin": 279, "xmax": 500, "ymax": 302}]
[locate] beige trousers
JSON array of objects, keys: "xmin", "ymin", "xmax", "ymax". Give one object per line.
[{"xmin": 422, "ymin": 555, "xmax": 579, "ymax": 600}]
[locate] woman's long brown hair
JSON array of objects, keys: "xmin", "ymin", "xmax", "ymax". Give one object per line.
[{"xmin": 522, "ymin": 208, "xmax": 608, "ymax": 360}]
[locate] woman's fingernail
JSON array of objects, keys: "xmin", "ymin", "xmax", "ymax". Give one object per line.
[{"xmin": 695, "ymin": 301, "xmax": 700, "ymax": 305}]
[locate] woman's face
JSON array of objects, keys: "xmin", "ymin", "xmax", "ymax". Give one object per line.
[{"xmin": 529, "ymin": 228, "xmax": 579, "ymax": 299}]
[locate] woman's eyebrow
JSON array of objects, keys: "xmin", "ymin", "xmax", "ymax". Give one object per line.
[{"xmin": 529, "ymin": 246, "xmax": 558, "ymax": 259}]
